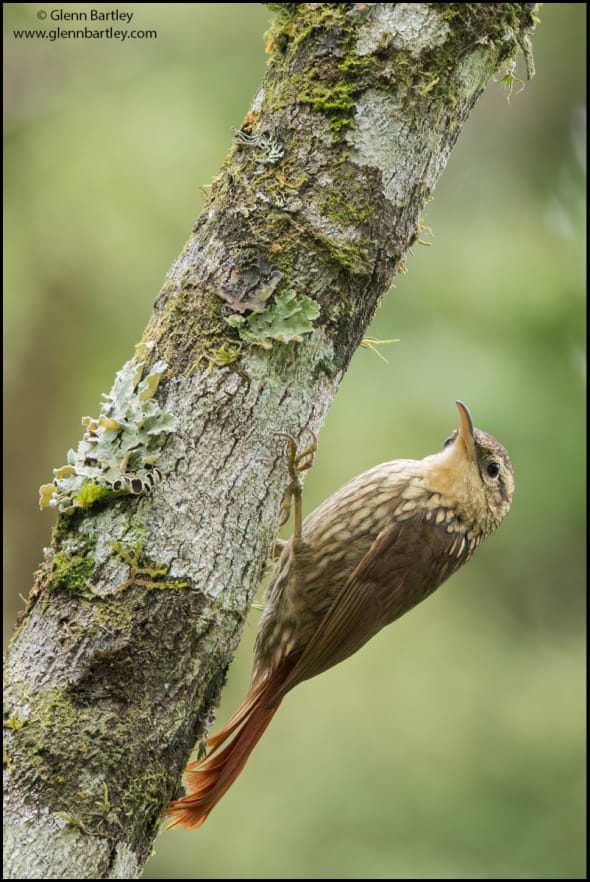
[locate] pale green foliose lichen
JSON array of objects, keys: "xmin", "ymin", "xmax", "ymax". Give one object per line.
[
  {"xmin": 39, "ymin": 360, "xmax": 177, "ymax": 513},
  {"xmin": 225, "ymin": 289, "xmax": 320, "ymax": 349}
]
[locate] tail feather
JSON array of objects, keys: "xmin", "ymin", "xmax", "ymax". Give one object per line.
[
  {"xmin": 166, "ymin": 659, "xmax": 296, "ymax": 830},
  {"xmin": 205, "ymin": 682, "xmax": 266, "ymax": 752}
]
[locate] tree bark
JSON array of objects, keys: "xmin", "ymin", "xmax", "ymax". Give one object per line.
[{"xmin": 3, "ymin": 4, "xmax": 537, "ymax": 878}]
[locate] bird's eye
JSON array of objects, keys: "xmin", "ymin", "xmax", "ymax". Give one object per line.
[
  {"xmin": 486, "ymin": 461, "xmax": 501, "ymax": 479},
  {"xmin": 443, "ymin": 434, "xmax": 455, "ymax": 448}
]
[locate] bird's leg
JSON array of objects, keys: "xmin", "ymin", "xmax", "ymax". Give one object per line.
[
  {"xmin": 270, "ymin": 538, "xmax": 287, "ymax": 560},
  {"xmin": 274, "ymin": 429, "xmax": 317, "ymax": 547}
]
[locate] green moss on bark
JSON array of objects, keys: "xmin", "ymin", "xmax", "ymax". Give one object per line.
[{"xmin": 51, "ymin": 552, "xmax": 96, "ymax": 596}]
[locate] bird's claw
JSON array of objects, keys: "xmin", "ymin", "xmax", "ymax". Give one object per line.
[
  {"xmin": 273, "ymin": 429, "xmax": 317, "ymax": 535},
  {"xmin": 274, "ymin": 429, "xmax": 317, "ymax": 483}
]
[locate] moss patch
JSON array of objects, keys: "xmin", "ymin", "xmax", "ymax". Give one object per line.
[
  {"xmin": 109, "ymin": 541, "xmax": 189, "ymax": 593},
  {"xmin": 264, "ymin": 5, "xmax": 379, "ymax": 137},
  {"xmin": 51, "ymin": 550, "xmax": 96, "ymax": 597}
]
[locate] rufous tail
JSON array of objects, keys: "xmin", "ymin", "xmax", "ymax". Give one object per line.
[{"xmin": 166, "ymin": 659, "xmax": 295, "ymax": 830}]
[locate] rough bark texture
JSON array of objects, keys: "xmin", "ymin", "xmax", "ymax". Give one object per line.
[{"xmin": 3, "ymin": 4, "xmax": 537, "ymax": 878}]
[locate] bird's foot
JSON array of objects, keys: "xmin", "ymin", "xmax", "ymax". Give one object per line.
[{"xmin": 274, "ymin": 428, "xmax": 317, "ymax": 538}]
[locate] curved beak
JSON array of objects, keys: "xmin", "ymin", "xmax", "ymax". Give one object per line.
[{"xmin": 456, "ymin": 400, "xmax": 477, "ymax": 463}]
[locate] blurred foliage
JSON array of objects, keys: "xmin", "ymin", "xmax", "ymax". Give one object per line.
[{"xmin": 3, "ymin": 3, "xmax": 586, "ymax": 879}]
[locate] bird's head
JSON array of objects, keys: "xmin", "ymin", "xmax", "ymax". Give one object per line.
[{"xmin": 424, "ymin": 401, "xmax": 515, "ymax": 533}]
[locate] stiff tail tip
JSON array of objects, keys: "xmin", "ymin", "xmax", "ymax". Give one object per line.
[{"xmin": 165, "ymin": 673, "xmax": 287, "ymax": 830}]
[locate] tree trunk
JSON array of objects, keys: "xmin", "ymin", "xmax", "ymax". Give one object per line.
[{"xmin": 3, "ymin": 4, "xmax": 537, "ymax": 878}]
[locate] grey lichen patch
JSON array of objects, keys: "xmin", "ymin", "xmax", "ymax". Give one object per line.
[
  {"xmin": 233, "ymin": 127, "xmax": 284, "ymax": 166},
  {"xmin": 347, "ymin": 4, "xmax": 537, "ymax": 209},
  {"xmin": 347, "ymin": 89, "xmax": 409, "ymax": 207},
  {"xmin": 210, "ymin": 250, "xmax": 320, "ymax": 355},
  {"xmin": 356, "ymin": 3, "xmax": 451, "ymax": 58},
  {"xmin": 186, "ymin": 283, "xmax": 320, "ymax": 371},
  {"xmin": 455, "ymin": 47, "xmax": 496, "ymax": 99},
  {"xmin": 218, "ymin": 257, "xmax": 284, "ymax": 313},
  {"xmin": 225, "ymin": 288, "xmax": 320, "ymax": 349},
  {"xmin": 39, "ymin": 361, "xmax": 177, "ymax": 514}
]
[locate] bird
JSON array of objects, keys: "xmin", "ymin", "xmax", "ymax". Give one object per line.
[{"xmin": 166, "ymin": 400, "xmax": 514, "ymax": 829}]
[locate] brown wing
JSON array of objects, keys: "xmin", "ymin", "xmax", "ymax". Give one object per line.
[{"xmin": 273, "ymin": 516, "xmax": 469, "ymax": 702}]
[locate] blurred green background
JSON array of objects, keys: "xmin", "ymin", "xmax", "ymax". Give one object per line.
[{"xmin": 3, "ymin": 3, "xmax": 586, "ymax": 879}]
